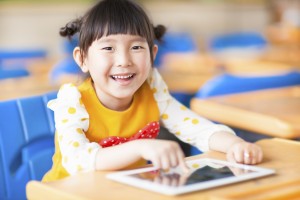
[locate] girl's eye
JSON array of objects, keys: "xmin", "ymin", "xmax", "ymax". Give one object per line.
[
  {"xmin": 132, "ymin": 46, "xmax": 143, "ymax": 50},
  {"xmin": 102, "ymin": 47, "xmax": 113, "ymax": 51}
]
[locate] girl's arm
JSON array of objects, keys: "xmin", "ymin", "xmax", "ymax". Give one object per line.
[
  {"xmin": 95, "ymin": 139, "xmax": 188, "ymax": 171},
  {"xmin": 48, "ymin": 84, "xmax": 101, "ymax": 175},
  {"xmin": 49, "ymin": 84, "xmax": 188, "ymax": 174},
  {"xmin": 148, "ymin": 68, "xmax": 235, "ymax": 152},
  {"xmin": 209, "ymin": 131, "xmax": 263, "ymax": 165},
  {"xmin": 149, "ymin": 68, "xmax": 263, "ymax": 164}
]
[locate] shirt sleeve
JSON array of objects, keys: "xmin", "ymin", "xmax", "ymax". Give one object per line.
[
  {"xmin": 47, "ymin": 83, "xmax": 101, "ymax": 175},
  {"xmin": 147, "ymin": 68, "xmax": 235, "ymax": 152}
]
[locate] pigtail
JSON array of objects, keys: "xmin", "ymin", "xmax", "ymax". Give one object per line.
[
  {"xmin": 153, "ymin": 24, "xmax": 166, "ymax": 42},
  {"xmin": 59, "ymin": 18, "xmax": 82, "ymax": 38}
]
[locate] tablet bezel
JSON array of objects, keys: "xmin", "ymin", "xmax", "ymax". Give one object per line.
[{"xmin": 106, "ymin": 158, "xmax": 275, "ymax": 196}]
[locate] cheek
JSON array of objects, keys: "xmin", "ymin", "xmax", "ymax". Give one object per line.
[
  {"xmin": 135, "ymin": 53, "xmax": 152, "ymax": 68},
  {"xmin": 87, "ymin": 55, "xmax": 111, "ymax": 71}
]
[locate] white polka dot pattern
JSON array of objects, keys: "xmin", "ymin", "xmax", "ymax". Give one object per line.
[
  {"xmin": 148, "ymin": 68, "xmax": 235, "ymax": 152},
  {"xmin": 48, "ymin": 69, "xmax": 235, "ymax": 175}
]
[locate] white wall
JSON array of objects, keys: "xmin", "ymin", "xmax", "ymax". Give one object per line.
[{"xmin": 0, "ymin": 1, "xmax": 270, "ymax": 58}]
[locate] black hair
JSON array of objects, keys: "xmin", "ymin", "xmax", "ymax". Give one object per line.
[{"xmin": 60, "ymin": 0, "xmax": 166, "ymax": 65}]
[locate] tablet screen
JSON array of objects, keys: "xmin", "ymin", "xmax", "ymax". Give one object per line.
[
  {"xmin": 107, "ymin": 158, "xmax": 275, "ymax": 195},
  {"xmin": 128, "ymin": 163, "xmax": 256, "ymax": 187}
]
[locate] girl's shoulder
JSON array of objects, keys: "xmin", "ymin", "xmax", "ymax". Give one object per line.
[
  {"xmin": 147, "ymin": 68, "xmax": 171, "ymax": 101},
  {"xmin": 47, "ymin": 83, "xmax": 82, "ymax": 110},
  {"xmin": 57, "ymin": 83, "xmax": 82, "ymax": 99},
  {"xmin": 147, "ymin": 68, "xmax": 168, "ymax": 89}
]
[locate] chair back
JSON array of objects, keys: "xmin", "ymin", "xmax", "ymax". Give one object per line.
[
  {"xmin": 154, "ymin": 32, "xmax": 198, "ymax": 67},
  {"xmin": 0, "ymin": 92, "xmax": 56, "ymax": 200},
  {"xmin": 0, "ymin": 68, "xmax": 30, "ymax": 80},
  {"xmin": 210, "ymin": 32, "xmax": 267, "ymax": 51},
  {"xmin": 196, "ymin": 70, "xmax": 300, "ymax": 98},
  {"xmin": 0, "ymin": 49, "xmax": 47, "ymax": 60}
]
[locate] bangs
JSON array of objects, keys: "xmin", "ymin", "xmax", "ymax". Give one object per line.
[{"xmin": 91, "ymin": 0, "xmax": 152, "ymax": 41}]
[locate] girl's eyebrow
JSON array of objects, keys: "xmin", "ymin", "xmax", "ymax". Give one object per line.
[
  {"xmin": 129, "ymin": 37, "xmax": 147, "ymax": 43},
  {"xmin": 97, "ymin": 38, "xmax": 115, "ymax": 43},
  {"xmin": 98, "ymin": 37, "xmax": 147, "ymax": 44}
]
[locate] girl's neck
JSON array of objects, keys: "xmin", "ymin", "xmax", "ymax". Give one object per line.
[
  {"xmin": 93, "ymin": 84, "xmax": 133, "ymax": 112},
  {"xmin": 101, "ymin": 97, "xmax": 133, "ymax": 112}
]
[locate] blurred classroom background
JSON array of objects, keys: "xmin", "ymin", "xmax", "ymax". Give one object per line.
[
  {"xmin": 0, "ymin": 0, "xmax": 299, "ymax": 98},
  {"xmin": 1, "ymin": 1, "xmax": 300, "ymax": 199}
]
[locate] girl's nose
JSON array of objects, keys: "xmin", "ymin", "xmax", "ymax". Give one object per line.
[{"xmin": 116, "ymin": 51, "xmax": 132, "ymax": 67}]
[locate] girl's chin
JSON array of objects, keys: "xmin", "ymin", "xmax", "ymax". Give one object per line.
[{"xmin": 111, "ymin": 90, "xmax": 136, "ymax": 100}]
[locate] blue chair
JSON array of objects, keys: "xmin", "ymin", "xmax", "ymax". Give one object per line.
[
  {"xmin": 0, "ymin": 48, "xmax": 46, "ymax": 80},
  {"xmin": 0, "ymin": 92, "xmax": 56, "ymax": 200},
  {"xmin": 0, "ymin": 49, "xmax": 47, "ymax": 60},
  {"xmin": 209, "ymin": 32, "xmax": 267, "ymax": 52},
  {"xmin": 0, "ymin": 49, "xmax": 47, "ymax": 69},
  {"xmin": 154, "ymin": 32, "xmax": 198, "ymax": 67},
  {"xmin": 196, "ymin": 70, "xmax": 300, "ymax": 98},
  {"xmin": 190, "ymin": 70, "xmax": 300, "ymax": 155},
  {"xmin": 50, "ymin": 37, "xmax": 82, "ymax": 83},
  {"xmin": 50, "ymin": 57, "xmax": 82, "ymax": 83},
  {"xmin": 171, "ymin": 92, "xmax": 195, "ymax": 108},
  {"xmin": 0, "ymin": 68, "xmax": 30, "ymax": 80}
]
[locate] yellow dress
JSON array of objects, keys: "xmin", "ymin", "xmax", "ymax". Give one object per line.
[{"xmin": 42, "ymin": 78, "xmax": 159, "ymax": 182}]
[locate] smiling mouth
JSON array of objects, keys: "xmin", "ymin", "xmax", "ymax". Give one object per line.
[{"xmin": 110, "ymin": 73, "xmax": 135, "ymax": 81}]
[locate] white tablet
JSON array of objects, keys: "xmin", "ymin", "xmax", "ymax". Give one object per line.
[{"xmin": 106, "ymin": 158, "xmax": 275, "ymax": 196}]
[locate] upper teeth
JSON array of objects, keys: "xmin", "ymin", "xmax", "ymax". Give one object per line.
[{"xmin": 112, "ymin": 74, "xmax": 133, "ymax": 79}]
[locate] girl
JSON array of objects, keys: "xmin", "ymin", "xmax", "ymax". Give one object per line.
[{"xmin": 43, "ymin": 0, "xmax": 263, "ymax": 182}]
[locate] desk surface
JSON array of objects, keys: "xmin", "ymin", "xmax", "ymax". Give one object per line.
[
  {"xmin": 0, "ymin": 59, "xmax": 60, "ymax": 101},
  {"xmin": 191, "ymin": 86, "xmax": 300, "ymax": 139},
  {"xmin": 157, "ymin": 53, "xmax": 221, "ymax": 93},
  {"xmin": 0, "ymin": 74, "xmax": 59, "ymax": 101},
  {"xmin": 26, "ymin": 138, "xmax": 300, "ymax": 200},
  {"xmin": 159, "ymin": 69, "xmax": 217, "ymax": 93}
]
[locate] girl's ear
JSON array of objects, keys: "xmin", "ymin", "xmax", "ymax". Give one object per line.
[
  {"xmin": 152, "ymin": 44, "xmax": 158, "ymax": 61},
  {"xmin": 73, "ymin": 47, "xmax": 89, "ymax": 73}
]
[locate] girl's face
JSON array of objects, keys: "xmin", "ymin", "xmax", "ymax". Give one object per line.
[{"xmin": 74, "ymin": 34, "xmax": 158, "ymax": 111}]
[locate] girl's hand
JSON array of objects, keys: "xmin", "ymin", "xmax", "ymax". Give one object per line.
[
  {"xmin": 226, "ymin": 141, "xmax": 263, "ymax": 165},
  {"xmin": 137, "ymin": 139, "xmax": 189, "ymax": 173}
]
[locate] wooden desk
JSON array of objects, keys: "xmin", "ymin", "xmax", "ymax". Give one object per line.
[
  {"xmin": 26, "ymin": 138, "xmax": 300, "ymax": 200},
  {"xmin": 0, "ymin": 74, "xmax": 59, "ymax": 101},
  {"xmin": 222, "ymin": 60, "xmax": 298, "ymax": 75},
  {"xmin": 157, "ymin": 53, "xmax": 222, "ymax": 93},
  {"xmin": 159, "ymin": 69, "xmax": 218, "ymax": 93},
  {"xmin": 190, "ymin": 86, "xmax": 300, "ymax": 139},
  {"xmin": 0, "ymin": 58, "xmax": 61, "ymax": 101}
]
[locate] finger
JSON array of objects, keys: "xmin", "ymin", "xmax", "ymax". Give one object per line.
[
  {"xmin": 250, "ymin": 150, "xmax": 258, "ymax": 165},
  {"xmin": 250, "ymin": 144, "xmax": 263, "ymax": 164},
  {"xmin": 169, "ymin": 152, "xmax": 179, "ymax": 168},
  {"xmin": 234, "ymin": 150, "xmax": 244, "ymax": 163},
  {"xmin": 170, "ymin": 179, "xmax": 178, "ymax": 187},
  {"xmin": 152, "ymin": 158, "xmax": 161, "ymax": 169},
  {"xmin": 179, "ymin": 173, "xmax": 188, "ymax": 186},
  {"xmin": 167, "ymin": 174, "xmax": 179, "ymax": 187},
  {"xmin": 154, "ymin": 174, "xmax": 162, "ymax": 184},
  {"xmin": 258, "ymin": 148, "xmax": 264, "ymax": 163},
  {"xmin": 226, "ymin": 151, "xmax": 236, "ymax": 163},
  {"xmin": 243, "ymin": 151, "xmax": 252, "ymax": 165},
  {"xmin": 160, "ymin": 154, "xmax": 171, "ymax": 170},
  {"xmin": 176, "ymin": 150, "xmax": 189, "ymax": 173},
  {"xmin": 162, "ymin": 175, "xmax": 171, "ymax": 186}
]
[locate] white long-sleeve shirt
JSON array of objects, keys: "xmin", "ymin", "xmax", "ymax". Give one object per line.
[{"xmin": 48, "ymin": 68, "xmax": 234, "ymax": 174}]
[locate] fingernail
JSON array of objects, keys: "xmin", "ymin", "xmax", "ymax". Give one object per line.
[{"xmin": 244, "ymin": 152, "xmax": 250, "ymax": 158}]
